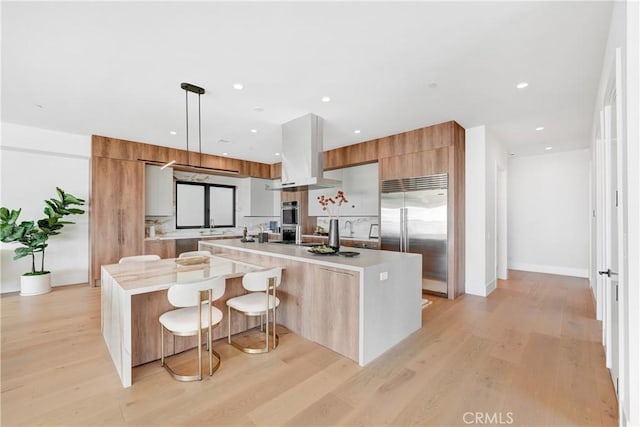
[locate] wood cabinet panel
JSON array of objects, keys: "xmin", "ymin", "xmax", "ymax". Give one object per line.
[
  {"xmin": 92, "ymin": 135, "xmax": 139, "ymax": 160},
  {"xmin": 312, "ymin": 266, "xmax": 359, "ymax": 361},
  {"xmin": 411, "ymin": 146, "xmax": 449, "ymax": 176},
  {"xmin": 90, "ymin": 157, "xmax": 144, "ymax": 285},
  {"xmin": 379, "ymin": 147, "xmax": 448, "ymax": 181},
  {"xmin": 270, "ymin": 162, "xmax": 282, "ymax": 179},
  {"xmin": 140, "ymin": 144, "xmax": 187, "ymax": 164},
  {"xmin": 377, "ymin": 121, "xmax": 454, "ymax": 158},
  {"xmin": 324, "ymin": 140, "xmax": 379, "ymax": 170},
  {"xmin": 449, "ymin": 123, "xmax": 465, "ymax": 298},
  {"xmin": 204, "ymin": 245, "xmax": 359, "ymax": 362},
  {"xmin": 143, "ymin": 239, "xmax": 175, "ymax": 259}
]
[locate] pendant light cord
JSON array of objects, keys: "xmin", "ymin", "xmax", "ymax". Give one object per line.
[
  {"xmin": 185, "ymin": 89, "xmax": 190, "ymax": 166},
  {"xmin": 198, "ymin": 92, "xmax": 202, "ymax": 167},
  {"xmin": 180, "ymin": 82, "xmax": 205, "ymax": 167}
]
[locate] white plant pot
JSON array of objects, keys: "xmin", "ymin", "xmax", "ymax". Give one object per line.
[{"xmin": 20, "ymin": 272, "xmax": 52, "ymax": 296}]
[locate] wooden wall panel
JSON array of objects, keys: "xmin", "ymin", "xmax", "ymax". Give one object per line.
[
  {"xmin": 92, "ymin": 136, "xmax": 139, "ymax": 160},
  {"xmin": 270, "ymin": 162, "xmax": 282, "ymax": 179},
  {"xmin": 411, "ymin": 146, "xmax": 449, "ymax": 177},
  {"xmin": 379, "ymin": 147, "xmax": 448, "ymax": 181},
  {"xmin": 92, "ymin": 135, "xmax": 272, "ymax": 178},
  {"xmin": 453, "ymin": 123, "xmax": 466, "ymax": 297},
  {"xmin": 312, "ymin": 266, "xmax": 359, "ymax": 361},
  {"xmin": 324, "ymin": 140, "xmax": 379, "ymax": 170},
  {"xmin": 377, "ymin": 121, "xmax": 454, "ymax": 158},
  {"xmin": 90, "ymin": 157, "xmax": 144, "ymax": 285},
  {"xmin": 143, "ymin": 239, "xmax": 176, "ymax": 259}
]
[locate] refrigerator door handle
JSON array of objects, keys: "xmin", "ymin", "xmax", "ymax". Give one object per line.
[
  {"xmin": 399, "ymin": 208, "xmax": 404, "ymax": 252},
  {"xmin": 404, "ymin": 208, "xmax": 409, "ymax": 252},
  {"xmin": 402, "ymin": 208, "xmax": 409, "ymax": 252}
]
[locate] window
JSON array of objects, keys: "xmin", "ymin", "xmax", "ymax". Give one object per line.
[{"xmin": 175, "ymin": 181, "xmax": 236, "ymax": 228}]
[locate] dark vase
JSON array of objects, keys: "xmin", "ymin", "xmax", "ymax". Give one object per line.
[{"xmin": 328, "ymin": 218, "xmax": 340, "ymax": 251}]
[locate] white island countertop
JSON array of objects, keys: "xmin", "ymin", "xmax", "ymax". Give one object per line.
[
  {"xmin": 199, "ymin": 239, "xmax": 416, "ymax": 272},
  {"xmin": 200, "ymin": 238, "xmax": 422, "ymax": 367}
]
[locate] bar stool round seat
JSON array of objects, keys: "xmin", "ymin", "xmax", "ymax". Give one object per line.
[
  {"xmin": 159, "ymin": 305, "xmax": 223, "ymax": 335},
  {"xmin": 226, "ymin": 292, "xmax": 280, "ymax": 314},
  {"xmin": 226, "ymin": 267, "xmax": 283, "ymax": 354},
  {"xmin": 159, "ymin": 276, "xmax": 226, "ymax": 382}
]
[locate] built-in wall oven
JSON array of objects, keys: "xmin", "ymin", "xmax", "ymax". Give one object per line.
[
  {"xmin": 281, "ymin": 201, "xmax": 299, "ymax": 242},
  {"xmin": 281, "ymin": 201, "xmax": 299, "ymax": 226}
]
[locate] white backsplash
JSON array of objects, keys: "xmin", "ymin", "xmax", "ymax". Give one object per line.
[{"xmin": 315, "ymin": 216, "xmax": 379, "ymax": 240}]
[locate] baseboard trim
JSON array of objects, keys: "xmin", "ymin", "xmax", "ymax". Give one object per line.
[
  {"xmin": 486, "ymin": 279, "xmax": 497, "ymax": 296},
  {"xmin": 509, "ymin": 262, "xmax": 588, "ymax": 278}
]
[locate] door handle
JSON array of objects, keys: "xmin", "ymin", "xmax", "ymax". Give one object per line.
[{"xmin": 598, "ymin": 268, "xmax": 618, "ymax": 277}]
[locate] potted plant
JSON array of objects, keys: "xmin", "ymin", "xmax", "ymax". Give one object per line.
[{"xmin": 0, "ymin": 187, "xmax": 85, "ymax": 296}]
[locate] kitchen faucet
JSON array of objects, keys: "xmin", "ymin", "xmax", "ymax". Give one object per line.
[{"xmin": 344, "ymin": 220, "xmax": 354, "ymax": 237}]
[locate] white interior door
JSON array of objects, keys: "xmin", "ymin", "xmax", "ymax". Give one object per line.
[{"xmin": 601, "ymin": 97, "xmax": 619, "ymax": 394}]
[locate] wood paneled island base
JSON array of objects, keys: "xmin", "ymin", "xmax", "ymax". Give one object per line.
[
  {"xmin": 200, "ymin": 239, "xmax": 423, "ymax": 367},
  {"xmin": 101, "ymin": 256, "xmax": 263, "ymax": 387}
]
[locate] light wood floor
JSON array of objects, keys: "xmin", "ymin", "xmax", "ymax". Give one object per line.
[{"xmin": 1, "ymin": 270, "xmax": 617, "ymax": 426}]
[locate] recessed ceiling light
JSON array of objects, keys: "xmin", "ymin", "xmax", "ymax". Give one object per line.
[
  {"xmin": 545, "ymin": 146, "xmax": 553, "ymax": 151},
  {"xmin": 516, "ymin": 82, "xmax": 529, "ymax": 89},
  {"xmin": 353, "ymin": 130, "xmax": 361, "ymax": 134},
  {"xmin": 321, "ymin": 96, "xmax": 331, "ymax": 103},
  {"xmin": 169, "ymin": 131, "xmax": 177, "ymax": 135},
  {"xmin": 536, "ymin": 127, "xmax": 544, "ymax": 131},
  {"xmin": 250, "ymin": 129, "xmax": 258, "ymax": 134},
  {"xmin": 232, "ymin": 83, "xmax": 244, "ymax": 90},
  {"xmin": 275, "ymin": 152, "xmax": 281, "ymax": 156},
  {"xmin": 252, "ymin": 106, "xmax": 264, "ymax": 112},
  {"xmin": 222, "ymin": 152, "xmax": 229, "ymax": 156},
  {"xmin": 218, "ymin": 139, "xmax": 230, "ymax": 144}
]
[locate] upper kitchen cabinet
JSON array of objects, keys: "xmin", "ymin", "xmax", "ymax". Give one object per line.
[
  {"xmin": 308, "ymin": 163, "xmax": 378, "ymax": 216},
  {"xmin": 145, "ymin": 165, "xmax": 173, "ymax": 216},
  {"xmin": 245, "ymin": 178, "xmax": 278, "ymax": 217},
  {"xmin": 341, "ymin": 163, "xmax": 378, "ymax": 216}
]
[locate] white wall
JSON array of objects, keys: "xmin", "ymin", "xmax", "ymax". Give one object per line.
[
  {"xmin": 465, "ymin": 125, "xmax": 507, "ymax": 297},
  {"xmin": 0, "ymin": 123, "xmax": 90, "ymax": 293},
  {"xmin": 485, "ymin": 130, "xmax": 508, "ymax": 291},
  {"xmin": 465, "ymin": 126, "xmax": 486, "ymax": 297},
  {"xmin": 508, "ymin": 149, "xmax": 590, "ymax": 278}
]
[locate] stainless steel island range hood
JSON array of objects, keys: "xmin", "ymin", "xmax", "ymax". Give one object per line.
[{"xmin": 267, "ymin": 113, "xmax": 341, "ymax": 192}]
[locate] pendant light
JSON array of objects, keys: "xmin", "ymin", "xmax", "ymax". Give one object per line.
[
  {"xmin": 147, "ymin": 83, "xmax": 238, "ymax": 175},
  {"xmin": 181, "ymin": 82, "xmax": 205, "ymax": 166}
]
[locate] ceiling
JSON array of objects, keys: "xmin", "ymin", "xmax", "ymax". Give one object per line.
[{"xmin": 1, "ymin": 1, "xmax": 613, "ymax": 164}]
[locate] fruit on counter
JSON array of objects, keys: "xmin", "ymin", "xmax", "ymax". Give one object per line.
[{"xmin": 307, "ymin": 245, "xmax": 336, "ymax": 254}]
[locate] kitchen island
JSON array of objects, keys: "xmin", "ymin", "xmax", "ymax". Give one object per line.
[
  {"xmin": 101, "ymin": 256, "xmax": 263, "ymax": 387},
  {"xmin": 200, "ymin": 239, "xmax": 422, "ymax": 366}
]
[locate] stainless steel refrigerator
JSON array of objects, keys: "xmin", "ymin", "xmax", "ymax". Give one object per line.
[{"xmin": 381, "ymin": 174, "xmax": 448, "ymax": 295}]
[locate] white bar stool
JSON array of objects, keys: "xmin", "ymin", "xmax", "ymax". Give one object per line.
[
  {"xmin": 226, "ymin": 267, "xmax": 283, "ymax": 354},
  {"xmin": 159, "ymin": 276, "xmax": 226, "ymax": 381}
]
